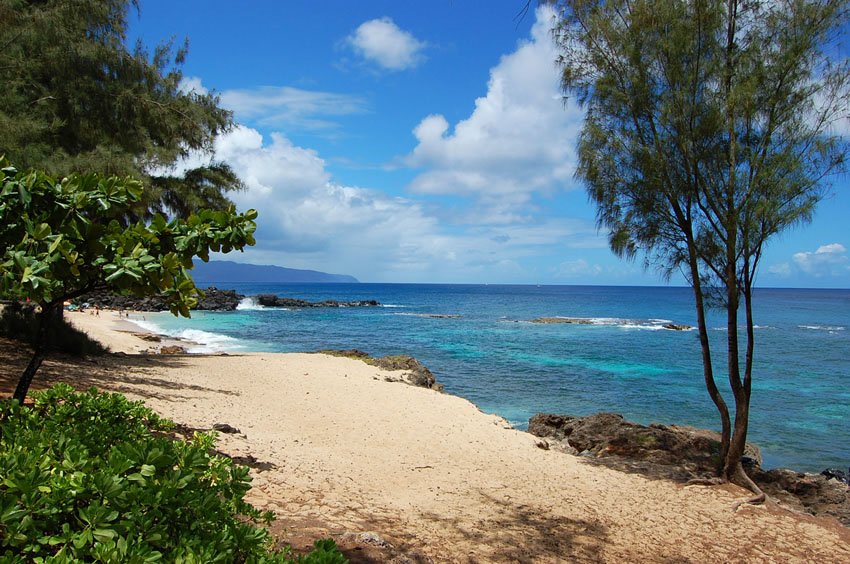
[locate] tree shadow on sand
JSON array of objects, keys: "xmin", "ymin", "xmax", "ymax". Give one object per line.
[{"xmin": 0, "ymin": 337, "xmax": 239, "ymax": 402}]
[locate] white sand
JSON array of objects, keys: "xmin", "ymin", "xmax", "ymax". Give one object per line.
[{"xmin": 55, "ymin": 313, "xmax": 850, "ymax": 561}]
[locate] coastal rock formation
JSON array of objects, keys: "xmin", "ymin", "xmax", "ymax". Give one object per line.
[
  {"xmin": 528, "ymin": 412, "xmax": 761, "ymax": 471},
  {"xmin": 256, "ymin": 295, "xmax": 379, "ymax": 308},
  {"xmin": 529, "ymin": 412, "xmax": 850, "ymax": 525},
  {"xmin": 530, "ymin": 317, "xmax": 594, "ymax": 324},
  {"xmin": 317, "ymin": 349, "xmax": 444, "ymax": 392},
  {"xmin": 76, "ymin": 287, "xmax": 243, "ymax": 311},
  {"xmin": 750, "ymin": 466, "xmax": 850, "ymax": 525},
  {"xmin": 403, "ymin": 313, "xmax": 462, "ymax": 319},
  {"xmin": 662, "ymin": 323, "xmax": 693, "ymax": 331}
]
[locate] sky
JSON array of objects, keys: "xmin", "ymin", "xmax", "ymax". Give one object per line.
[{"xmin": 128, "ymin": 1, "xmax": 850, "ymax": 287}]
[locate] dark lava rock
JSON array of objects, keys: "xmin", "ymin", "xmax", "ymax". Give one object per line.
[
  {"xmin": 256, "ymin": 295, "xmax": 380, "ymax": 308},
  {"xmin": 528, "ymin": 412, "xmax": 752, "ymax": 473},
  {"xmin": 318, "ymin": 349, "xmax": 444, "ymax": 392},
  {"xmin": 821, "ymin": 468, "xmax": 850, "ymax": 485},
  {"xmin": 195, "ymin": 287, "xmax": 244, "ymax": 311},
  {"xmin": 159, "ymin": 345, "xmax": 186, "ymax": 354},
  {"xmin": 76, "ymin": 286, "xmax": 243, "ymax": 312},
  {"xmin": 530, "ymin": 317, "xmax": 594, "ymax": 324},
  {"xmin": 751, "ymin": 467, "xmax": 850, "ymax": 525},
  {"xmin": 212, "ymin": 423, "xmax": 241, "ymax": 434},
  {"xmin": 662, "ymin": 323, "xmax": 693, "ymax": 331},
  {"xmin": 529, "ymin": 412, "xmax": 850, "ymax": 526}
]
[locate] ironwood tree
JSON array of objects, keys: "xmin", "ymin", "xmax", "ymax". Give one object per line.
[
  {"xmin": 554, "ymin": 0, "xmax": 849, "ymax": 500},
  {"xmin": 0, "ymin": 0, "xmax": 242, "ymax": 218}
]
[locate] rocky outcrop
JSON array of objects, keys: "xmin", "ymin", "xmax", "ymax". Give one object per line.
[
  {"xmin": 256, "ymin": 295, "xmax": 379, "ymax": 308},
  {"xmin": 529, "ymin": 412, "xmax": 849, "ymax": 525},
  {"xmin": 530, "ymin": 317, "xmax": 594, "ymax": 324},
  {"xmin": 317, "ymin": 349, "xmax": 444, "ymax": 392},
  {"xmin": 76, "ymin": 287, "xmax": 243, "ymax": 311},
  {"xmin": 750, "ymin": 466, "xmax": 850, "ymax": 525},
  {"xmin": 527, "ymin": 412, "xmax": 760, "ymax": 471},
  {"xmin": 194, "ymin": 288, "xmax": 244, "ymax": 311},
  {"xmin": 403, "ymin": 313, "xmax": 462, "ymax": 319},
  {"xmin": 662, "ymin": 323, "xmax": 693, "ymax": 331}
]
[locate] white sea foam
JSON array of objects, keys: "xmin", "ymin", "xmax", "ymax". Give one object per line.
[
  {"xmin": 380, "ymin": 304, "xmax": 408, "ymax": 308},
  {"xmin": 124, "ymin": 316, "xmax": 245, "ymax": 353},
  {"xmin": 713, "ymin": 325, "xmax": 774, "ymax": 331},
  {"xmin": 569, "ymin": 317, "xmax": 692, "ymax": 331},
  {"xmin": 236, "ymin": 297, "xmax": 266, "ymax": 310},
  {"xmin": 173, "ymin": 329, "xmax": 245, "ymax": 353},
  {"xmin": 125, "ymin": 318, "xmax": 167, "ymax": 335},
  {"xmin": 799, "ymin": 325, "xmax": 846, "ymax": 331}
]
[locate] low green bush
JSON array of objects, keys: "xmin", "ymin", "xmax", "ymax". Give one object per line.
[{"xmin": 0, "ymin": 384, "xmax": 346, "ymax": 563}]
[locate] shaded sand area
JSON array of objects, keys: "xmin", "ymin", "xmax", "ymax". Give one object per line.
[{"xmin": 1, "ymin": 311, "xmax": 848, "ymax": 562}]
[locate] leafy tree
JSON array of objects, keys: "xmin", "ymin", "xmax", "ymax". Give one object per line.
[
  {"xmin": 0, "ymin": 158, "xmax": 257, "ymax": 401},
  {"xmin": 0, "ymin": 0, "xmax": 242, "ymax": 217},
  {"xmin": 555, "ymin": 0, "xmax": 849, "ymax": 499}
]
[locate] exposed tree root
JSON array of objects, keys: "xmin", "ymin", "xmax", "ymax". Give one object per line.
[
  {"xmin": 685, "ymin": 477, "xmax": 725, "ymax": 486},
  {"xmin": 685, "ymin": 465, "xmax": 767, "ymax": 511},
  {"xmin": 730, "ymin": 465, "xmax": 766, "ymax": 511}
]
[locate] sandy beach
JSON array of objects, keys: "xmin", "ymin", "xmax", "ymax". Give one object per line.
[{"xmin": 1, "ymin": 311, "xmax": 847, "ymax": 562}]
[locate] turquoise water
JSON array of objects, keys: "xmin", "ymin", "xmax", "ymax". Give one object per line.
[{"xmin": 136, "ymin": 284, "xmax": 849, "ymax": 472}]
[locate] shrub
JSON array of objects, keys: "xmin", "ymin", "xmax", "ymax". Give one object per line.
[{"xmin": 0, "ymin": 384, "xmax": 346, "ymax": 563}]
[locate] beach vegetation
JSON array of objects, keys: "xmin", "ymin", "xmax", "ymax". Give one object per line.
[
  {"xmin": 0, "ymin": 159, "xmax": 257, "ymax": 401},
  {"xmin": 0, "ymin": 0, "xmax": 243, "ymax": 219},
  {"xmin": 0, "ymin": 384, "xmax": 346, "ymax": 562},
  {"xmin": 555, "ymin": 0, "xmax": 849, "ymax": 500}
]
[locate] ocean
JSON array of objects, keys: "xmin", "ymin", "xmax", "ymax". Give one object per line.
[{"xmin": 131, "ymin": 284, "xmax": 849, "ymax": 473}]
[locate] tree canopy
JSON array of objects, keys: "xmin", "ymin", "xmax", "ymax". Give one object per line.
[
  {"xmin": 0, "ymin": 158, "xmax": 257, "ymax": 400},
  {"xmin": 0, "ymin": 0, "xmax": 242, "ymax": 217},
  {"xmin": 555, "ymin": 0, "xmax": 849, "ymax": 497}
]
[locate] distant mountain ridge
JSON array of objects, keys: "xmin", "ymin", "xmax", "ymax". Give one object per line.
[{"xmin": 190, "ymin": 260, "xmax": 359, "ymax": 284}]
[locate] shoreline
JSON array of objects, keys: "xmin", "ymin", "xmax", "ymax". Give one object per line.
[
  {"xmin": 65, "ymin": 309, "xmax": 199, "ymax": 355},
  {"xmin": 9, "ymin": 313, "xmax": 846, "ymax": 560}
]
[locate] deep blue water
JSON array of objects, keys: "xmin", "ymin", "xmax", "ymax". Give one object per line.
[{"xmin": 135, "ymin": 284, "xmax": 849, "ymax": 473}]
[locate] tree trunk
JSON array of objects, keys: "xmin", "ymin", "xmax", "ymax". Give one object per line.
[
  {"xmin": 12, "ymin": 302, "xmax": 57, "ymax": 402},
  {"xmin": 688, "ymin": 256, "xmax": 731, "ymax": 472}
]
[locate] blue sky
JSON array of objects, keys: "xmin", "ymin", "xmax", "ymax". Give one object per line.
[{"xmin": 129, "ymin": 1, "xmax": 850, "ymax": 287}]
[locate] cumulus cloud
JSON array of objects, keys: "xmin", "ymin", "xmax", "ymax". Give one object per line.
[
  {"xmin": 178, "ymin": 76, "xmax": 208, "ymax": 95},
  {"xmin": 404, "ymin": 5, "xmax": 581, "ymax": 222},
  {"xmin": 166, "ymin": 14, "xmax": 618, "ymax": 282},
  {"xmin": 190, "ymin": 125, "xmax": 604, "ymax": 282},
  {"xmin": 220, "ymin": 86, "xmax": 366, "ymax": 132},
  {"xmin": 792, "ymin": 243, "xmax": 850, "ymax": 276},
  {"xmin": 346, "ymin": 17, "xmax": 426, "ymax": 71},
  {"xmin": 770, "ymin": 243, "xmax": 850, "ymax": 279}
]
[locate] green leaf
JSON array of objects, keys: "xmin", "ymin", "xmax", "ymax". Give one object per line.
[{"xmin": 93, "ymin": 528, "xmax": 116, "ymax": 542}]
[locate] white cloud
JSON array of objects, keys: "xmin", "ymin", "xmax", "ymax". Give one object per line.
[
  {"xmin": 178, "ymin": 76, "xmax": 208, "ymax": 95},
  {"xmin": 768, "ymin": 262, "xmax": 792, "ymax": 276},
  {"xmin": 554, "ymin": 259, "xmax": 603, "ymax": 278},
  {"xmin": 404, "ymin": 5, "xmax": 581, "ymax": 222},
  {"xmin": 166, "ymin": 11, "xmax": 624, "ymax": 283},
  {"xmin": 198, "ymin": 125, "xmax": 606, "ymax": 281},
  {"xmin": 220, "ymin": 86, "xmax": 366, "ymax": 132},
  {"xmin": 346, "ymin": 17, "xmax": 426, "ymax": 71},
  {"xmin": 791, "ymin": 243, "xmax": 850, "ymax": 277}
]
